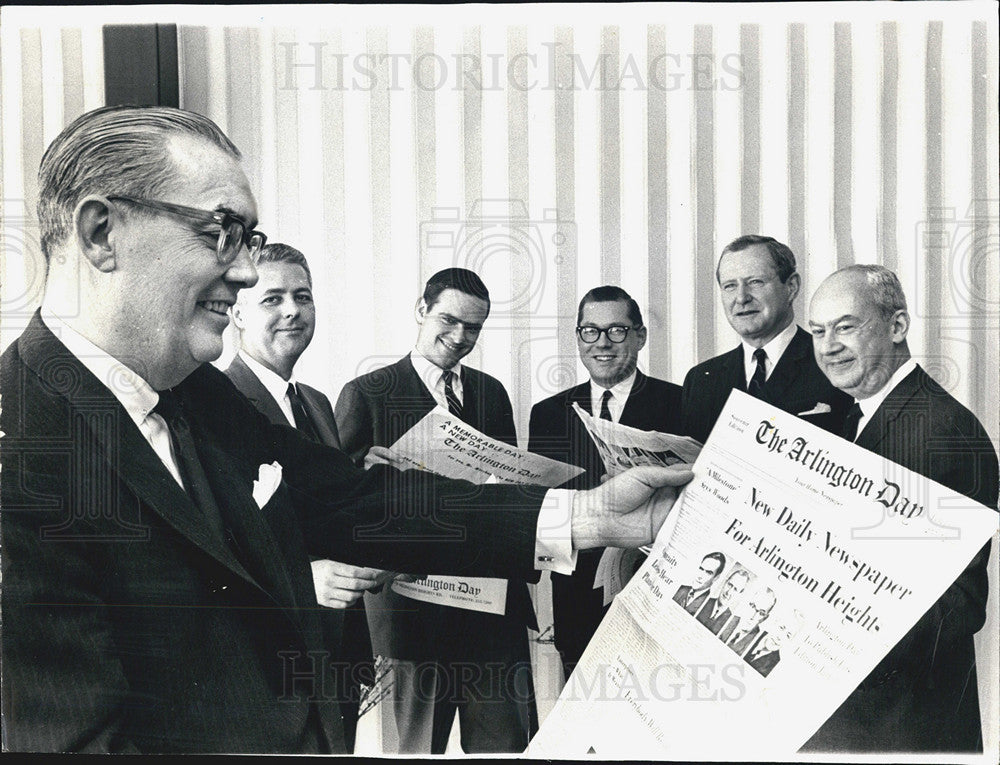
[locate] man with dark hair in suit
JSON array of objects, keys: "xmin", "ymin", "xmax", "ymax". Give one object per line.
[
  {"xmin": 527, "ymin": 286, "xmax": 683, "ymax": 678},
  {"xmin": 673, "ymin": 551, "xmax": 726, "ymax": 616},
  {"xmin": 681, "ymin": 235, "xmax": 851, "ymax": 445},
  {"xmin": 225, "ymin": 242, "xmax": 372, "ymax": 751},
  {"xmin": 696, "ymin": 566, "xmax": 750, "ymax": 634},
  {"xmin": 334, "ymin": 268, "xmax": 535, "ymax": 754},
  {"xmin": 803, "ymin": 265, "xmax": 999, "ymax": 754},
  {"xmin": 720, "ymin": 587, "xmax": 776, "ymax": 656},
  {"xmin": 0, "ymin": 105, "xmax": 692, "ymax": 754}
]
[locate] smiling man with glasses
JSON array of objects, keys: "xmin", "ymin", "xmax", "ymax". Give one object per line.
[{"xmin": 527, "ymin": 285, "xmax": 684, "ymax": 680}]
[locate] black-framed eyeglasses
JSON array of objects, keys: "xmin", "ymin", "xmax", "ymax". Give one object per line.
[
  {"xmin": 576, "ymin": 325, "xmax": 641, "ymax": 344},
  {"xmin": 108, "ymin": 196, "xmax": 267, "ymax": 265}
]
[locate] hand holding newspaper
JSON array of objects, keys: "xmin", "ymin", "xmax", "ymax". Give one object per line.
[
  {"xmin": 530, "ymin": 391, "xmax": 998, "ymax": 758},
  {"xmin": 378, "ymin": 406, "xmax": 584, "ymax": 614},
  {"xmin": 570, "ymin": 403, "xmax": 703, "ymax": 604}
]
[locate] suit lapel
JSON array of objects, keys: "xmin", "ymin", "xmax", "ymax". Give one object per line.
[
  {"xmin": 569, "ymin": 381, "xmax": 593, "ymax": 416},
  {"xmin": 855, "ymin": 366, "xmax": 923, "ymax": 454},
  {"xmin": 400, "ymin": 354, "xmax": 441, "ymax": 413},
  {"xmin": 227, "ymin": 354, "xmax": 290, "ymax": 427},
  {"xmin": 19, "ymin": 316, "xmax": 267, "ymax": 591},
  {"xmin": 298, "ymin": 385, "xmax": 339, "ymax": 448},
  {"xmin": 458, "ymin": 367, "xmax": 478, "ymax": 426},
  {"xmin": 765, "ymin": 326, "xmax": 810, "ymax": 403}
]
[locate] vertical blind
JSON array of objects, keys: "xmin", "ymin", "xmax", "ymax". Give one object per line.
[{"xmin": 1, "ymin": 5, "xmax": 997, "ymax": 743}]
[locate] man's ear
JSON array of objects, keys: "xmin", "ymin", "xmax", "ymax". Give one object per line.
[
  {"xmin": 785, "ymin": 272, "xmax": 802, "ymax": 303},
  {"xmin": 414, "ymin": 298, "xmax": 427, "ymax": 325},
  {"xmin": 231, "ymin": 302, "xmax": 246, "ymax": 330},
  {"xmin": 74, "ymin": 196, "xmax": 116, "ymax": 272},
  {"xmin": 890, "ymin": 309, "xmax": 910, "ymax": 344}
]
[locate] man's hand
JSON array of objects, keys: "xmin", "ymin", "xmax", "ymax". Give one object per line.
[
  {"xmin": 310, "ymin": 559, "xmax": 398, "ymax": 608},
  {"xmin": 571, "ymin": 465, "xmax": 694, "ymax": 550}
]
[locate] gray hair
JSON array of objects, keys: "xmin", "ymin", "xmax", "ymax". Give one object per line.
[
  {"xmin": 836, "ymin": 264, "xmax": 908, "ymax": 320},
  {"xmin": 717, "ymin": 234, "xmax": 797, "ymax": 284},
  {"xmin": 37, "ymin": 105, "xmax": 240, "ymax": 262}
]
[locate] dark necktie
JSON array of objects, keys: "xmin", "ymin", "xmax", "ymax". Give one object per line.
[
  {"xmin": 842, "ymin": 402, "xmax": 863, "ymax": 442},
  {"xmin": 599, "ymin": 389, "xmax": 613, "ymax": 421},
  {"xmin": 286, "ymin": 382, "xmax": 321, "ymax": 442},
  {"xmin": 442, "ymin": 370, "xmax": 463, "ymax": 418},
  {"xmin": 747, "ymin": 347, "xmax": 767, "ymax": 400},
  {"xmin": 153, "ymin": 389, "xmax": 226, "ymax": 540}
]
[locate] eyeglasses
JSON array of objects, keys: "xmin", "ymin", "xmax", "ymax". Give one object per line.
[
  {"xmin": 108, "ymin": 196, "xmax": 267, "ymax": 265},
  {"xmin": 576, "ymin": 325, "xmax": 641, "ymax": 344}
]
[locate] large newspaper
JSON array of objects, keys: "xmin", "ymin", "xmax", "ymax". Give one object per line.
[
  {"xmin": 571, "ymin": 403, "xmax": 703, "ymax": 604},
  {"xmin": 530, "ymin": 391, "xmax": 998, "ymax": 758},
  {"xmin": 381, "ymin": 406, "xmax": 584, "ymax": 614}
]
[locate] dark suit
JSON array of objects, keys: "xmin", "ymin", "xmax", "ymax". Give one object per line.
[
  {"xmin": 725, "ymin": 624, "xmax": 762, "ymax": 656},
  {"xmin": 334, "ymin": 354, "xmax": 536, "ymax": 753},
  {"xmin": 681, "ymin": 325, "xmax": 851, "ymax": 444},
  {"xmin": 224, "ymin": 353, "xmax": 341, "ymax": 449},
  {"xmin": 803, "ymin": 365, "xmax": 999, "ymax": 754},
  {"xmin": 527, "ymin": 371, "xmax": 683, "ymax": 677},
  {"xmin": 673, "ymin": 585, "xmax": 711, "ymax": 616},
  {"xmin": 745, "ymin": 643, "xmax": 780, "ymax": 677},
  {"xmin": 224, "ymin": 353, "xmax": 369, "ymax": 753},
  {"xmin": 695, "ymin": 597, "xmax": 732, "ymax": 634},
  {"xmin": 1, "ymin": 314, "xmax": 548, "ymax": 753}
]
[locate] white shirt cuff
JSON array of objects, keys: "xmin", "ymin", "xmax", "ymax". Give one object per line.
[{"xmin": 535, "ymin": 489, "xmax": 578, "ymax": 574}]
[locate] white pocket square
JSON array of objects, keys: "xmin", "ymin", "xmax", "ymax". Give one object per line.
[
  {"xmin": 252, "ymin": 461, "xmax": 283, "ymax": 508},
  {"xmin": 798, "ymin": 402, "xmax": 832, "ymax": 416}
]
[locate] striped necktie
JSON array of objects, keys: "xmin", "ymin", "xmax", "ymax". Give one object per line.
[{"xmin": 442, "ymin": 369, "xmax": 462, "ymax": 417}]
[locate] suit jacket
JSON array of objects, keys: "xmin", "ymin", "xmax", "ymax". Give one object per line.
[
  {"xmin": 695, "ymin": 597, "xmax": 732, "ymax": 634},
  {"xmin": 224, "ymin": 353, "xmax": 341, "ymax": 449},
  {"xmin": 527, "ymin": 372, "xmax": 683, "ymax": 668},
  {"xmin": 334, "ymin": 353, "xmax": 535, "ymax": 661},
  {"xmin": 224, "ymin": 352, "xmax": 369, "ymax": 751},
  {"xmin": 1, "ymin": 313, "xmax": 547, "ymax": 753},
  {"xmin": 680, "ymin": 326, "xmax": 852, "ymax": 444},
  {"xmin": 804, "ymin": 365, "xmax": 999, "ymax": 754},
  {"xmin": 725, "ymin": 624, "xmax": 762, "ymax": 656},
  {"xmin": 746, "ymin": 644, "xmax": 780, "ymax": 677},
  {"xmin": 673, "ymin": 585, "xmax": 711, "ymax": 616}
]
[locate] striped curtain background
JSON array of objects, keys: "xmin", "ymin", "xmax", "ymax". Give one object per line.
[{"xmin": 1, "ymin": 5, "xmax": 997, "ymax": 744}]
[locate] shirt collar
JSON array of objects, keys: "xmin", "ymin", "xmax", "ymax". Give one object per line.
[
  {"xmin": 741, "ymin": 320, "xmax": 798, "ymax": 372},
  {"xmin": 410, "ymin": 348, "xmax": 462, "ymax": 389},
  {"xmin": 589, "ymin": 369, "xmax": 637, "ymax": 405},
  {"xmin": 239, "ymin": 350, "xmax": 296, "ymax": 401},
  {"xmin": 855, "ymin": 357, "xmax": 918, "ymax": 419},
  {"xmin": 40, "ymin": 306, "xmax": 159, "ymax": 428}
]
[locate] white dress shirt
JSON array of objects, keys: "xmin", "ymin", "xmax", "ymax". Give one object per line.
[
  {"xmin": 238, "ymin": 351, "xmax": 297, "ymax": 427},
  {"xmin": 409, "ymin": 349, "xmax": 464, "ymax": 410},
  {"xmin": 741, "ymin": 320, "xmax": 798, "ymax": 386},
  {"xmin": 588, "ymin": 369, "xmax": 637, "ymax": 424},
  {"xmin": 851, "ymin": 358, "xmax": 918, "ymax": 441},
  {"xmin": 40, "ymin": 307, "xmax": 185, "ymax": 488}
]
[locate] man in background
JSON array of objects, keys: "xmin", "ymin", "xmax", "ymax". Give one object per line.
[
  {"xmin": 527, "ymin": 286, "xmax": 683, "ymax": 679},
  {"xmin": 803, "ymin": 264, "xmax": 998, "ymax": 753},
  {"xmin": 673, "ymin": 551, "xmax": 726, "ymax": 616},
  {"xmin": 227, "ymin": 242, "xmax": 371, "ymax": 751},
  {"xmin": 335, "ymin": 268, "xmax": 536, "ymax": 754},
  {"xmin": 696, "ymin": 566, "xmax": 750, "ymax": 635},
  {"xmin": 681, "ymin": 235, "xmax": 850, "ymax": 444}
]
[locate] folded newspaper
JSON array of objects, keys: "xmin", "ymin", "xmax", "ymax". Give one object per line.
[
  {"xmin": 382, "ymin": 406, "xmax": 584, "ymax": 614},
  {"xmin": 571, "ymin": 402, "xmax": 703, "ymax": 605},
  {"xmin": 530, "ymin": 391, "xmax": 999, "ymax": 758}
]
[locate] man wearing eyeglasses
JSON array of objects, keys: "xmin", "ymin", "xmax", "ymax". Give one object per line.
[
  {"xmin": 334, "ymin": 268, "xmax": 537, "ymax": 755},
  {"xmin": 1, "ymin": 106, "xmax": 694, "ymax": 754},
  {"xmin": 527, "ymin": 285, "xmax": 683, "ymax": 680},
  {"xmin": 680, "ymin": 235, "xmax": 851, "ymax": 445},
  {"xmin": 719, "ymin": 587, "xmax": 776, "ymax": 657}
]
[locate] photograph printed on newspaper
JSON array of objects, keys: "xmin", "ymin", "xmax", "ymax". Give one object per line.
[{"xmin": 531, "ymin": 391, "xmax": 998, "ymax": 759}]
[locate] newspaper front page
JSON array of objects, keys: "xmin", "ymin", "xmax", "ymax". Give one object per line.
[
  {"xmin": 383, "ymin": 406, "xmax": 583, "ymax": 614},
  {"xmin": 530, "ymin": 391, "xmax": 998, "ymax": 759}
]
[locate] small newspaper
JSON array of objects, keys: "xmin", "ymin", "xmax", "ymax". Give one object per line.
[
  {"xmin": 572, "ymin": 402, "xmax": 703, "ymax": 604},
  {"xmin": 530, "ymin": 391, "xmax": 999, "ymax": 759},
  {"xmin": 383, "ymin": 406, "xmax": 584, "ymax": 614}
]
